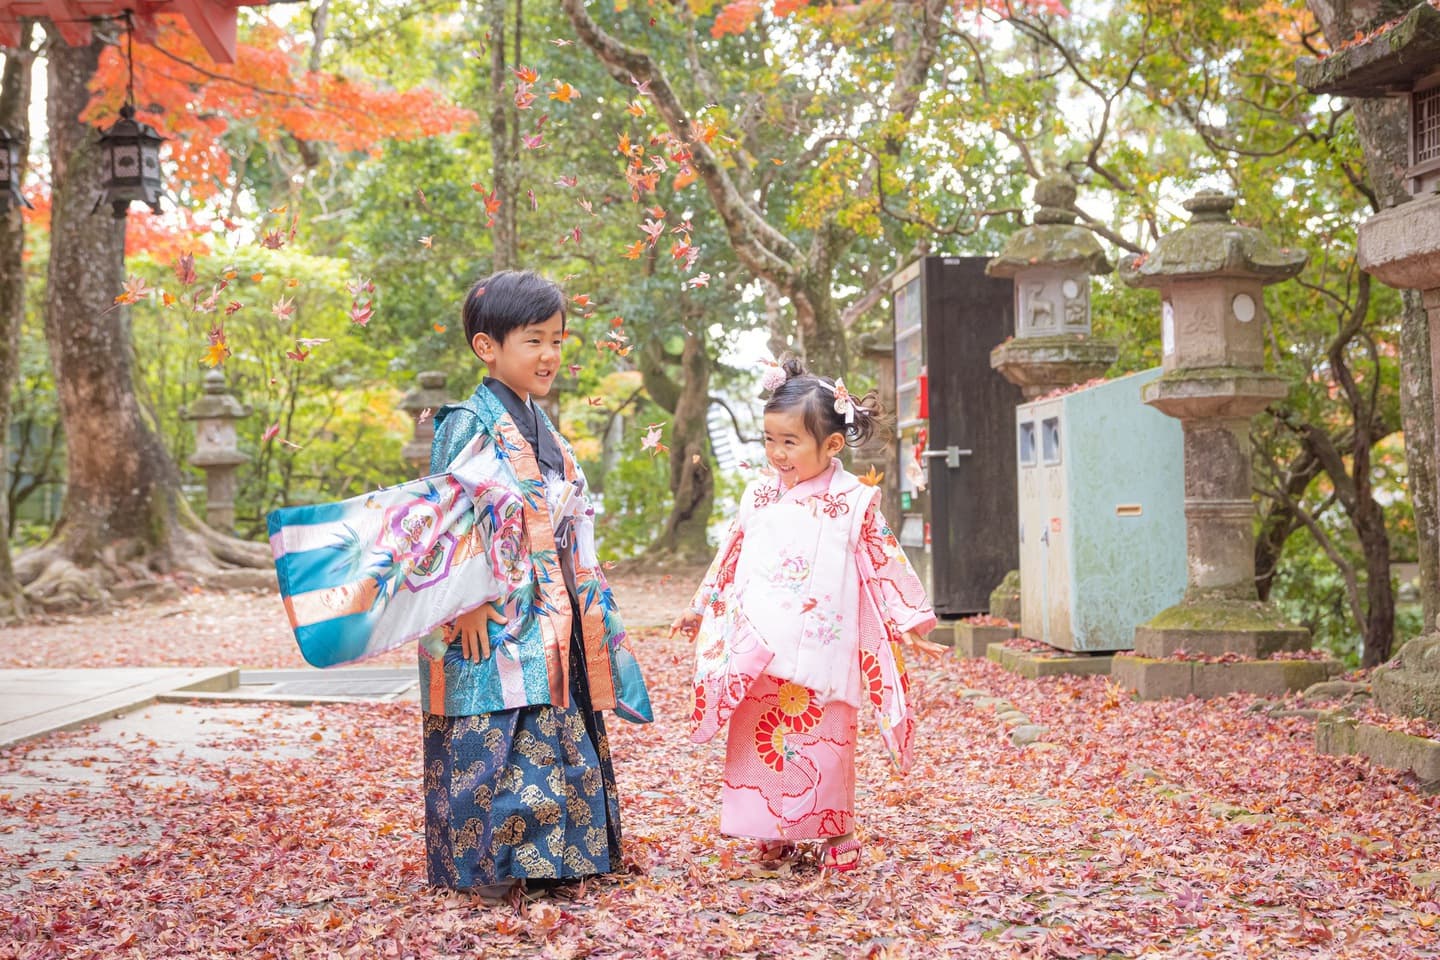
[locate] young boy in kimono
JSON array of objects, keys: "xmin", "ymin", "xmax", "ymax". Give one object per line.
[
  {"xmin": 418, "ymin": 269, "xmax": 650, "ymax": 900},
  {"xmin": 671, "ymin": 357, "xmax": 942, "ymax": 873},
  {"xmin": 270, "ymin": 269, "xmax": 650, "ymax": 903}
]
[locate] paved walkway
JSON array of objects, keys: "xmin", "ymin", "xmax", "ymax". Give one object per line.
[{"xmin": 0, "ymin": 666, "xmax": 420, "ymax": 750}]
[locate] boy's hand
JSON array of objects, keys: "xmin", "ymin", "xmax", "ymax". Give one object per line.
[
  {"xmin": 446, "ymin": 602, "xmax": 509, "ymax": 662},
  {"xmin": 670, "ymin": 611, "xmax": 702, "ymax": 640}
]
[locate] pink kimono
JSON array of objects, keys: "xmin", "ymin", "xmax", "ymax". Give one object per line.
[{"xmin": 689, "ymin": 460, "xmax": 935, "ymax": 841}]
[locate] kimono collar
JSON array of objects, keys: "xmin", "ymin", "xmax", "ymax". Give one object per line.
[
  {"xmin": 483, "ymin": 377, "xmax": 564, "ymax": 478},
  {"xmin": 779, "ymin": 458, "xmax": 858, "ymax": 502}
]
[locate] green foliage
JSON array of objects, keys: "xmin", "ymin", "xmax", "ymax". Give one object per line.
[{"xmin": 599, "ymin": 447, "xmax": 674, "ymax": 562}]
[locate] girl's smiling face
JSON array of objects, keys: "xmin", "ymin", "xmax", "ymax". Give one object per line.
[{"xmin": 763, "ymin": 409, "xmax": 845, "ymax": 487}]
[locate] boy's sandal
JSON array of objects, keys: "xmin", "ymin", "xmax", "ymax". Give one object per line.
[
  {"xmin": 819, "ymin": 838, "xmax": 863, "ymax": 873},
  {"xmin": 468, "ymin": 880, "xmax": 523, "ymax": 907},
  {"xmin": 753, "ymin": 840, "xmax": 799, "ymax": 863}
]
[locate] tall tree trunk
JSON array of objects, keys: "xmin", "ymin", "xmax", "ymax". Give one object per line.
[
  {"xmin": 638, "ymin": 331, "xmax": 714, "ymax": 562},
  {"xmin": 488, "ymin": 0, "xmax": 520, "ymax": 270},
  {"xmin": 0, "ymin": 21, "xmax": 36, "ymax": 621},
  {"xmin": 1309, "ymin": 0, "xmax": 1440, "ymax": 640},
  {"xmin": 18, "ymin": 34, "xmax": 270, "ymax": 609}
]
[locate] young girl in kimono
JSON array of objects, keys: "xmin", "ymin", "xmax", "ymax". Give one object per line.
[{"xmin": 671, "ymin": 358, "xmax": 940, "ymax": 873}]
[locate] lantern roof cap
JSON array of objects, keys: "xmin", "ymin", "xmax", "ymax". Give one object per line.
[
  {"xmin": 1118, "ymin": 191, "xmax": 1308, "ymax": 288},
  {"xmin": 986, "ymin": 175, "xmax": 1113, "ymax": 278},
  {"xmin": 1297, "ymin": 2, "xmax": 1440, "ymax": 97},
  {"xmin": 182, "ymin": 370, "xmax": 250, "ymax": 420}
]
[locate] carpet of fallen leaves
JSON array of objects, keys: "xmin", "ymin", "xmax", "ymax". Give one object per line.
[{"xmin": 3, "ymin": 585, "xmax": 1440, "ymax": 958}]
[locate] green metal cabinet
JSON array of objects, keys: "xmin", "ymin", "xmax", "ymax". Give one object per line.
[{"xmin": 1017, "ymin": 369, "xmax": 1186, "ymax": 651}]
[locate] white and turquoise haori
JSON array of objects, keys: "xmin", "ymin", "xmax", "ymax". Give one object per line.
[{"xmin": 268, "ymin": 384, "xmax": 651, "ymax": 723}]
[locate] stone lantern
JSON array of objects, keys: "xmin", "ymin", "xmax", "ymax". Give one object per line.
[
  {"xmin": 399, "ymin": 370, "xmax": 452, "ymax": 472},
  {"xmin": 1111, "ymin": 192, "xmax": 1339, "ymax": 699},
  {"xmin": 1298, "ymin": 2, "xmax": 1440, "ymax": 746},
  {"xmin": 987, "ymin": 175, "xmax": 1119, "ymax": 399},
  {"xmin": 181, "ymin": 369, "xmax": 250, "ymax": 532}
]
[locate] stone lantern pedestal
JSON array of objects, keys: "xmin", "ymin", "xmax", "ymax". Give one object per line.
[
  {"xmin": 399, "ymin": 370, "xmax": 452, "ymax": 473},
  {"xmin": 1111, "ymin": 192, "xmax": 1340, "ymax": 699},
  {"xmin": 181, "ymin": 370, "xmax": 250, "ymax": 532}
]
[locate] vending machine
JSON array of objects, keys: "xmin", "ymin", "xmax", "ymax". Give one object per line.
[{"xmin": 892, "ymin": 256, "xmax": 1020, "ymax": 617}]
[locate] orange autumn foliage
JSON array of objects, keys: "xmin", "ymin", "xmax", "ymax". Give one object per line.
[{"xmin": 81, "ymin": 16, "xmax": 476, "ymax": 203}]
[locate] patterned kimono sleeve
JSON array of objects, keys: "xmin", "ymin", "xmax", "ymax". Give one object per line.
[
  {"xmin": 856, "ymin": 500, "xmax": 936, "ymax": 637},
  {"xmin": 686, "ymin": 485, "xmax": 755, "ymax": 616}
]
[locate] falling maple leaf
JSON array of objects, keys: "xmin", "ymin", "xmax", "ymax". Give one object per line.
[
  {"xmin": 433, "ymin": 323, "xmax": 447, "ymax": 333},
  {"xmin": 173, "ymin": 252, "xmax": 198, "ymax": 286},
  {"xmin": 642, "ymin": 422, "xmax": 666, "ymax": 456},
  {"xmin": 260, "ymin": 228, "xmax": 286, "ymax": 250},
  {"xmin": 623, "ymin": 240, "xmax": 647, "ymax": 260},
  {"xmin": 295, "ymin": 337, "xmax": 329, "ymax": 347},
  {"xmin": 522, "ymin": 133, "xmax": 546, "ymax": 150},
  {"xmin": 858, "ymin": 465, "xmax": 885, "ymax": 486},
  {"xmin": 271, "ymin": 295, "xmax": 295, "ymax": 319},
  {"xmin": 555, "ymin": 175, "xmax": 578, "ymax": 188},
  {"xmin": 512, "ymin": 65, "xmax": 539, "ymax": 84},
  {"xmin": 285, "ymin": 347, "xmax": 310, "ymax": 362},
  {"xmin": 550, "ymin": 37, "xmax": 574, "ymax": 46},
  {"xmin": 549, "ymin": 80, "xmax": 579, "ymax": 102},
  {"xmin": 587, "ymin": 396, "xmax": 604, "ymax": 406},
  {"xmin": 514, "ymin": 84, "xmax": 536, "ymax": 110},
  {"xmin": 627, "ymin": 100, "xmax": 646, "ymax": 117},
  {"xmin": 113, "ymin": 275, "xmax": 154, "ymax": 305},
  {"xmin": 686, "ymin": 273, "xmax": 711, "ymax": 289},
  {"xmin": 418, "ymin": 235, "xmax": 434, "ymax": 248},
  {"xmin": 349, "ymin": 301, "xmax": 374, "ymax": 326},
  {"xmin": 262, "ymin": 422, "xmax": 280, "ymax": 443},
  {"xmin": 250, "ymin": 272, "xmax": 264, "ymax": 282}
]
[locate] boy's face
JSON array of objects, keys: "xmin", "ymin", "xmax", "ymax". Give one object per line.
[{"xmin": 470, "ymin": 310, "xmax": 565, "ymax": 400}]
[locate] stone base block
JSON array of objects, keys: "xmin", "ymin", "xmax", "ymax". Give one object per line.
[
  {"xmin": 1316, "ymin": 714, "xmax": 1440, "ymax": 793},
  {"xmin": 1372, "ymin": 634, "xmax": 1440, "ymax": 724},
  {"xmin": 986, "ymin": 642, "xmax": 1115, "ymax": 679},
  {"xmin": 988, "ymin": 570, "xmax": 1022, "ymax": 623},
  {"xmin": 1112, "ymin": 655, "xmax": 1340, "ymax": 701},
  {"xmin": 954, "ymin": 624, "xmax": 1017, "ymax": 659},
  {"xmin": 1134, "ymin": 599, "xmax": 1311, "ymax": 659}
]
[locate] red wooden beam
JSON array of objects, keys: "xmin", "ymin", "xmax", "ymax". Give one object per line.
[
  {"xmin": 173, "ymin": 0, "xmax": 238, "ymax": 64},
  {"xmin": 43, "ymin": 0, "xmax": 92, "ymax": 47}
]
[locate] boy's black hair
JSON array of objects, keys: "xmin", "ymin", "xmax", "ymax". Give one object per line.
[
  {"xmin": 462, "ymin": 270, "xmax": 567, "ymax": 350},
  {"xmin": 763, "ymin": 356, "xmax": 887, "ymax": 449}
]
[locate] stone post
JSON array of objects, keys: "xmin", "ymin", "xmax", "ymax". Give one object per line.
[
  {"xmin": 987, "ymin": 175, "xmax": 1119, "ymax": 399},
  {"xmin": 181, "ymin": 369, "xmax": 250, "ymax": 532},
  {"xmin": 399, "ymin": 370, "xmax": 452, "ymax": 472},
  {"xmin": 1112, "ymin": 192, "xmax": 1339, "ymax": 698}
]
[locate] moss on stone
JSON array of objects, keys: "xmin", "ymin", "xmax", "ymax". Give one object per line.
[{"xmin": 1145, "ymin": 599, "xmax": 1295, "ymax": 633}]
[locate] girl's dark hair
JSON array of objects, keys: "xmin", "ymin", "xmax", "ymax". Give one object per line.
[
  {"xmin": 762, "ymin": 356, "xmax": 886, "ymax": 449},
  {"xmin": 462, "ymin": 269, "xmax": 567, "ymax": 350}
]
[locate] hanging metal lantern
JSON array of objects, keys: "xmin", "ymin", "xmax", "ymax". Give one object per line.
[
  {"xmin": 93, "ymin": 104, "xmax": 166, "ymax": 219},
  {"xmin": 0, "ymin": 125, "xmax": 31, "ymax": 212}
]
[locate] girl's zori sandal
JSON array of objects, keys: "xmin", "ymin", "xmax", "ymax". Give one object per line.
[{"xmin": 819, "ymin": 837, "xmax": 863, "ymax": 873}]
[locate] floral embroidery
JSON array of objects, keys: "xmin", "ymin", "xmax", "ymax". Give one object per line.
[
  {"xmin": 858, "ymin": 648, "xmax": 885, "ymax": 708},
  {"xmin": 752, "ymin": 483, "xmax": 781, "ymax": 509},
  {"xmin": 692, "ymin": 683, "xmax": 707, "ymax": 725},
  {"xmin": 774, "ymin": 682, "xmax": 823, "ymax": 733},
  {"xmin": 754, "ymin": 708, "xmax": 791, "ymax": 771},
  {"xmin": 813, "ymin": 492, "xmax": 850, "ymax": 518}
]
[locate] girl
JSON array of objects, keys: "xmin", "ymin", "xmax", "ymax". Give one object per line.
[{"xmin": 671, "ymin": 357, "xmax": 940, "ymax": 873}]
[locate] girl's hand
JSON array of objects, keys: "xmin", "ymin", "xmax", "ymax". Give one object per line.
[
  {"xmin": 904, "ymin": 629, "xmax": 950, "ymax": 657},
  {"xmin": 670, "ymin": 611, "xmax": 702, "ymax": 639},
  {"xmin": 445, "ymin": 602, "xmax": 509, "ymax": 662}
]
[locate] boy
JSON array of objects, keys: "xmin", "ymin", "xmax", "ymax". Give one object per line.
[{"xmin": 269, "ymin": 270, "xmax": 650, "ymax": 903}]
